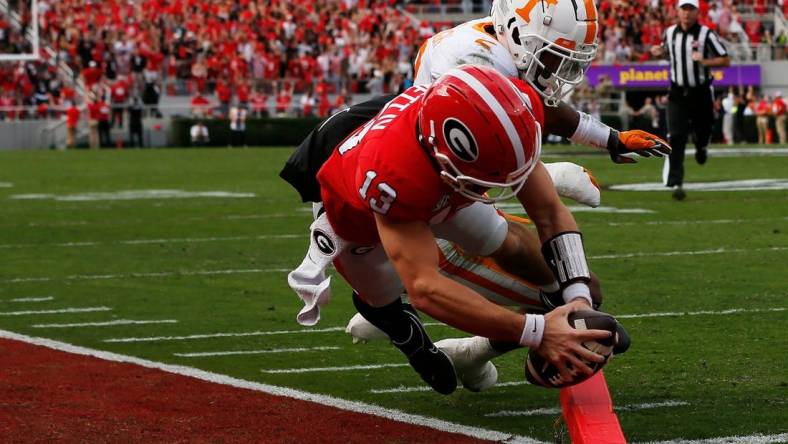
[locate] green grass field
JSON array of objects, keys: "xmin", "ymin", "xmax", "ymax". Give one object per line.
[{"xmin": 1, "ymin": 146, "xmax": 786, "ymax": 443}]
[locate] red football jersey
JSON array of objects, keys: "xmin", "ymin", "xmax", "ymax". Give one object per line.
[{"xmin": 317, "ymin": 82, "xmax": 544, "ymax": 244}]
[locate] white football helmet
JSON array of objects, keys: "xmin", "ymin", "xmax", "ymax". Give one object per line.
[{"xmin": 491, "ymin": 0, "xmax": 599, "ymax": 106}]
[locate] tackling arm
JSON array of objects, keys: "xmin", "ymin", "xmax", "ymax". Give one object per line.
[
  {"xmin": 544, "ymin": 101, "xmax": 672, "ymax": 164},
  {"xmin": 517, "ymin": 163, "xmax": 593, "ymax": 309},
  {"xmin": 516, "ymin": 162, "xmax": 580, "ymax": 241}
]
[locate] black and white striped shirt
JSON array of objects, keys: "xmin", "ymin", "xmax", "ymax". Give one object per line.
[{"xmin": 663, "ymin": 23, "xmax": 728, "ymax": 88}]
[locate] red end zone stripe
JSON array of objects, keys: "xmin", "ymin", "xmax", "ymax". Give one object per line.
[{"xmin": 0, "ymin": 333, "xmax": 518, "ymax": 443}]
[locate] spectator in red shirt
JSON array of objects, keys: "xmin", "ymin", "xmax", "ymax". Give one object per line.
[
  {"xmin": 773, "ymin": 92, "xmax": 787, "ymax": 145},
  {"xmin": 755, "ymin": 96, "xmax": 771, "ymax": 145},
  {"xmin": 87, "ymin": 94, "xmax": 101, "ymax": 149},
  {"xmin": 110, "ymin": 76, "xmax": 129, "ymax": 128},
  {"xmin": 65, "ymin": 101, "xmax": 80, "ymax": 149},
  {"xmin": 236, "ymin": 80, "xmax": 250, "ymax": 106},
  {"xmin": 249, "ymin": 88, "xmax": 268, "ymax": 118},
  {"xmin": 300, "ymin": 91, "xmax": 315, "ymax": 117},
  {"xmin": 317, "ymin": 92, "xmax": 330, "ymax": 118},
  {"xmin": 81, "ymin": 61, "xmax": 103, "ymax": 91},
  {"xmin": 215, "ymin": 80, "xmax": 232, "ymax": 117},
  {"xmin": 191, "ymin": 92, "xmax": 212, "ymax": 118},
  {"xmin": 0, "ymin": 93, "xmax": 14, "ymax": 121},
  {"xmin": 275, "ymin": 84, "xmax": 293, "ymax": 117}
]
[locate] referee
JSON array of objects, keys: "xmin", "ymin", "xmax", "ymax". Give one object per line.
[{"xmin": 650, "ymin": 0, "xmax": 730, "ymax": 200}]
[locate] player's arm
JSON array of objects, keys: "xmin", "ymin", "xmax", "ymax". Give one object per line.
[
  {"xmin": 544, "ymin": 94, "xmax": 672, "ymax": 164},
  {"xmin": 375, "ymin": 213, "xmax": 608, "ymax": 377},
  {"xmin": 516, "ymin": 162, "xmax": 593, "ymax": 310},
  {"xmin": 375, "ymin": 214, "xmax": 524, "ymax": 341}
]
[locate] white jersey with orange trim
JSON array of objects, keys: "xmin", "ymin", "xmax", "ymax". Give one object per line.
[
  {"xmin": 413, "ymin": 18, "xmax": 518, "ymax": 87},
  {"xmin": 436, "ymin": 212, "xmax": 546, "ymax": 312}
]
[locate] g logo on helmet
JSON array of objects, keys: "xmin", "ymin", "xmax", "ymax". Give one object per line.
[
  {"xmin": 313, "ymin": 230, "xmax": 335, "ymax": 255},
  {"xmin": 443, "ymin": 118, "xmax": 478, "ymax": 162}
]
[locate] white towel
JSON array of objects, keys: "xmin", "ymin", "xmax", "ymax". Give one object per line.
[{"xmin": 287, "ymin": 212, "xmax": 345, "ymax": 326}]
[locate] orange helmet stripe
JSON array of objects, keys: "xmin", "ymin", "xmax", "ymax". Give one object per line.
[
  {"xmin": 583, "ymin": 0, "xmax": 597, "ymax": 20},
  {"xmin": 584, "ymin": 21, "xmax": 598, "ymax": 44},
  {"xmin": 554, "ymin": 37, "xmax": 577, "ymax": 50}
]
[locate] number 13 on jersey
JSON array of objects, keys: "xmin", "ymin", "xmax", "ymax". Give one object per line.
[{"xmin": 359, "ymin": 170, "xmax": 397, "ymax": 215}]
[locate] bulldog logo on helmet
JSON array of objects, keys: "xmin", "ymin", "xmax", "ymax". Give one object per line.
[{"xmin": 443, "ymin": 118, "xmax": 478, "ymax": 162}]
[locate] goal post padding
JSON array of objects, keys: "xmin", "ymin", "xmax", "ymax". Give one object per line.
[{"xmin": 560, "ymin": 371, "xmax": 627, "ymax": 443}]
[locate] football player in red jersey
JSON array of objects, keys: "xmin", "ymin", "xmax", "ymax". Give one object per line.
[{"xmin": 289, "ymin": 65, "xmax": 612, "ymax": 394}]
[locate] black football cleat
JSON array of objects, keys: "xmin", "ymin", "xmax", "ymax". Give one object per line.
[
  {"xmin": 613, "ymin": 321, "xmax": 631, "ymax": 355},
  {"xmin": 695, "ymin": 146, "xmax": 708, "ymax": 165},
  {"xmin": 351, "ymin": 292, "xmax": 457, "ymax": 394},
  {"xmin": 392, "ymin": 309, "xmax": 457, "ymax": 395},
  {"xmin": 672, "ymin": 186, "xmax": 686, "ymax": 201}
]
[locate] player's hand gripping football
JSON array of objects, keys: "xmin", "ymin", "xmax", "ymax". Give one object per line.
[
  {"xmin": 536, "ymin": 300, "xmax": 612, "ymax": 384},
  {"xmin": 607, "ymin": 129, "xmax": 672, "ymax": 164}
]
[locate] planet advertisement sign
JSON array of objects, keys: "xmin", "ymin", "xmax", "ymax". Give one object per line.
[{"xmin": 585, "ymin": 64, "xmax": 761, "ymax": 88}]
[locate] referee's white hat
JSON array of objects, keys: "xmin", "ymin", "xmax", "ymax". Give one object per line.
[{"xmin": 678, "ymin": 0, "xmax": 699, "ymax": 8}]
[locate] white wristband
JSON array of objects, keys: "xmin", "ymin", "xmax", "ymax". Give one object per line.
[
  {"xmin": 520, "ymin": 314, "xmax": 545, "ymax": 349},
  {"xmin": 563, "ymin": 282, "xmax": 593, "ymax": 307},
  {"xmin": 569, "ymin": 111, "xmax": 612, "ymax": 149}
]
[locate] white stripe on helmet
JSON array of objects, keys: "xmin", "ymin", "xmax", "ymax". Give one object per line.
[{"xmin": 445, "ymin": 68, "xmax": 526, "ymax": 169}]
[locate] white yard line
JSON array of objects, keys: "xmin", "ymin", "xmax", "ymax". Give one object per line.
[
  {"xmin": 610, "ymin": 178, "xmax": 788, "ymax": 192},
  {"xmin": 0, "ymin": 306, "xmax": 112, "ymax": 316},
  {"xmin": 103, "ymin": 307, "xmax": 784, "ymax": 344},
  {"xmin": 616, "ymin": 308, "xmax": 785, "ymax": 320},
  {"xmin": 223, "ymin": 213, "xmax": 310, "ymax": 220},
  {"xmin": 175, "ymin": 346, "xmax": 340, "ymax": 358},
  {"xmin": 604, "ymin": 216, "xmax": 788, "ymax": 227},
  {"xmin": 4, "ymin": 268, "xmax": 290, "ymax": 284},
  {"xmin": 0, "ymin": 234, "xmax": 304, "ymax": 250},
  {"xmin": 634, "ymin": 433, "xmax": 788, "ymax": 444},
  {"xmin": 9, "ymin": 190, "xmax": 256, "ymax": 201},
  {"xmin": 6, "ymin": 244, "xmax": 788, "ymax": 284},
  {"xmin": 496, "ymin": 202, "xmax": 655, "ymax": 214},
  {"xmin": 543, "ymin": 147, "xmax": 788, "ymax": 159},
  {"xmin": 5, "ymin": 296, "xmax": 54, "ymax": 302},
  {"xmin": 486, "ymin": 400, "xmax": 689, "ymax": 417},
  {"xmin": 0, "ymin": 329, "xmax": 541, "ymax": 443},
  {"xmin": 104, "ymin": 326, "xmax": 346, "ymax": 343},
  {"xmin": 32, "ymin": 319, "xmax": 178, "ymax": 329},
  {"xmin": 0, "ymin": 182, "xmax": 13, "ymax": 188},
  {"xmin": 262, "ymin": 363, "xmax": 411, "ymax": 374},
  {"xmin": 370, "ymin": 381, "xmax": 528, "ymax": 394},
  {"xmin": 589, "ymin": 246, "xmax": 788, "ymax": 260}
]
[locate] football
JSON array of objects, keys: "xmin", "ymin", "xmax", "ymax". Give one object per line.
[{"xmin": 525, "ymin": 310, "xmax": 617, "ymax": 388}]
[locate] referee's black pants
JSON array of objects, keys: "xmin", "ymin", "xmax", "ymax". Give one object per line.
[{"xmin": 665, "ymin": 84, "xmax": 714, "ymax": 187}]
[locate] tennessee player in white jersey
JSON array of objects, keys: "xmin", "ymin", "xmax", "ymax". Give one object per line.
[{"xmin": 413, "ymin": 18, "xmax": 518, "ymax": 87}]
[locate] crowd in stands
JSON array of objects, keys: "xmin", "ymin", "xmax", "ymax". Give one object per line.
[
  {"xmin": 1, "ymin": 0, "xmax": 426, "ymax": 123},
  {"xmin": 1, "ymin": 0, "xmax": 788, "ymax": 128},
  {"xmin": 596, "ymin": 0, "xmax": 788, "ymax": 64}
]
